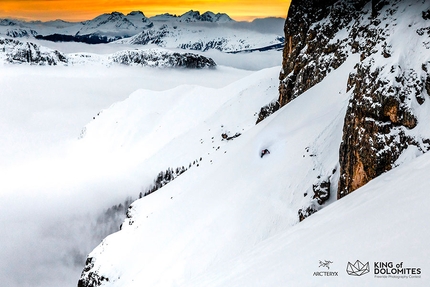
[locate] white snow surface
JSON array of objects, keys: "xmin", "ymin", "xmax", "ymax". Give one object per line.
[
  {"xmin": 78, "ymin": 59, "xmax": 352, "ymax": 287},
  {"xmin": 79, "ymin": 49, "xmax": 430, "ymax": 287},
  {"xmin": 186, "ymin": 149, "xmax": 430, "ymax": 287}
]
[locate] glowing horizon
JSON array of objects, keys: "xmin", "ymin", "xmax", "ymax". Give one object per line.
[{"xmin": 0, "ymin": 0, "xmax": 290, "ymax": 22}]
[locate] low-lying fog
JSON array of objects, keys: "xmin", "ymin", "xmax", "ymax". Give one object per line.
[{"xmin": 0, "ymin": 43, "xmax": 282, "ymax": 287}]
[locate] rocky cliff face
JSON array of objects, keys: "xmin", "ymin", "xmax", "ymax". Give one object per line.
[{"xmin": 277, "ymin": 0, "xmax": 430, "ymax": 200}]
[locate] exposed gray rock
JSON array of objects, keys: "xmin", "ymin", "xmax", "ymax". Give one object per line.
[
  {"xmin": 77, "ymin": 257, "xmax": 109, "ymax": 287},
  {"xmin": 0, "ymin": 37, "xmax": 67, "ymax": 65},
  {"xmin": 275, "ymin": 0, "xmax": 430, "ymax": 205},
  {"xmin": 110, "ymin": 49, "xmax": 216, "ymax": 69}
]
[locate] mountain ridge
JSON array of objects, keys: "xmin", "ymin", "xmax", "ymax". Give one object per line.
[
  {"xmin": 0, "ymin": 11, "xmax": 284, "ymax": 49},
  {"xmin": 0, "ymin": 37, "xmax": 216, "ymax": 68}
]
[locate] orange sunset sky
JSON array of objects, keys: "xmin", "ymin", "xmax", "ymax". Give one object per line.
[{"xmin": 0, "ymin": 0, "xmax": 291, "ymax": 22}]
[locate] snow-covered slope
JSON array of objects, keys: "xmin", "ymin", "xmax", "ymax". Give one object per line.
[
  {"xmin": 0, "ymin": 53, "xmax": 254, "ymax": 287},
  {"xmin": 76, "ymin": 1, "xmax": 430, "ymax": 286},
  {"xmin": 186, "ymin": 149, "xmax": 430, "ymax": 287},
  {"xmin": 76, "ymin": 56, "xmax": 353, "ymax": 287}
]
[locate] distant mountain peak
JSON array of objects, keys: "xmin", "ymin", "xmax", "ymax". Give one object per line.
[
  {"xmin": 177, "ymin": 10, "xmax": 233, "ymax": 23},
  {"xmin": 74, "ymin": 10, "xmax": 152, "ymax": 37},
  {"xmin": 128, "ymin": 11, "xmax": 145, "ymax": 16},
  {"xmin": 183, "ymin": 9, "xmax": 199, "ymax": 14},
  {"xmin": 107, "ymin": 11, "xmax": 125, "ymax": 17}
]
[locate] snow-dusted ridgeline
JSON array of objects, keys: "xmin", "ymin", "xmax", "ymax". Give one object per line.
[
  {"xmin": 0, "ymin": 11, "xmax": 284, "ymax": 51},
  {"xmin": 118, "ymin": 25, "xmax": 284, "ymax": 52},
  {"xmin": 0, "ymin": 37, "xmax": 216, "ymax": 68}
]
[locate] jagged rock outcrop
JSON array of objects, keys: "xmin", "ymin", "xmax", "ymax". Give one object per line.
[
  {"xmin": 110, "ymin": 49, "xmax": 216, "ymax": 69},
  {"xmin": 275, "ymin": 0, "xmax": 430, "ymax": 200},
  {"xmin": 338, "ymin": 59, "xmax": 430, "ymax": 198},
  {"xmin": 257, "ymin": 0, "xmax": 367, "ymax": 123},
  {"xmin": 178, "ymin": 38, "xmax": 231, "ymax": 52},
  {"xmin": 77, "ymin": 257, "xmax": 109, "ymax": 287},
  {"xmin": 140, "ymin": 164, "xmax": 191, "ymax": 198},
  {"xmin": 0, "ymin": 37, "xmax": 67, "ymax": 65},
  {"xmin": 337, "ymin": 0, "xmax": 430, "ymax": 198},
  {"xmin": 298, "ymin": 176, "xmax": 331, "ymax": 221},
  {"xmin": 6, "ymin": 28, "xmax": 37, "ymax": 38},
  {"xmin": 278, "ymin": 0, "xmax": 368, "ymax": 106}
]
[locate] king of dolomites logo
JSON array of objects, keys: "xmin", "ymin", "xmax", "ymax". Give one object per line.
[{"xmin": 346, "ymin": 260, "xmax": 370, "ymax": 276}]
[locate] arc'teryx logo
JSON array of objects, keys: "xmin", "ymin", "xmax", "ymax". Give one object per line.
[
  {"xmin": 319, "ymin": 260, "xmax": 333, "ymax": 270},
  {"xmin": 313, "ymin": 260, "xmax": 338, "ymax": 277},
  {"xmin": 346, "ymin": 260, "xmax": 370, "ymax": 276}
]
